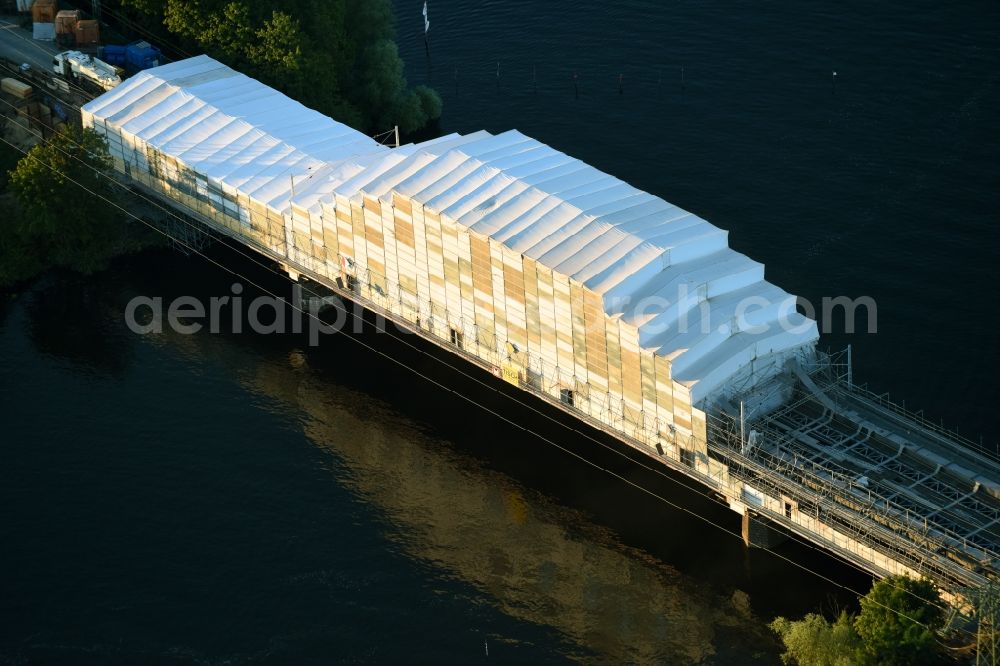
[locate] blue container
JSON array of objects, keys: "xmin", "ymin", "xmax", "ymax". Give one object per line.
[
  {"xmin": 100, "ymin": 44, "xmax": 127, "ymax": 67},
  {"xmin": 125, "ymin": 41, "xmax": 161, "ymax": 72}
]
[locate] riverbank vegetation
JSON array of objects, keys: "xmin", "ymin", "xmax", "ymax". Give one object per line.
[
  {"xmin": 2, "ymin": 0, "xmax": 437, "ymax": 288},
  {"xmin": 770, "ymin": 575, "xmax": 949, "ymax": 665},
  {"xmin": 0, "ymin": 126, "xmax": 158, "ymax": 288},
  {"xmin": 116, "ymin": 0, "xmax": 442, "ymax": 134}
]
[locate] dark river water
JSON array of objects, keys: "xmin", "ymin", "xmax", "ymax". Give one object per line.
[{"xmin": 2, "ymin": 0, "xmax": 998, "ymax": 663}]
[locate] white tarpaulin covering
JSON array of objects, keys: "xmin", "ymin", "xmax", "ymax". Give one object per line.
[
  {"xmin": 327, "ymin": 128, "xmax": 819, "ymax": 404},
  {"xmin": 83, "ymin": 56, "xmax": 818, "ymax": 406},
  {"xmin": 81, "ymin": 55, "xmax": 386, "ymax": 210}
]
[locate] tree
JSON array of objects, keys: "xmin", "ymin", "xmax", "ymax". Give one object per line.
[
  {"xmin": 163, "ymin": 1, "xmax": 255, "ymax": 67},
  {"xmin": 0, "ymin": 196, "xmax": 40, "ymax": 288},
  {"xmin": 1, "ymin": 139, "xmax": 38, "ymax": 286},
  {"xmin": 770, "ymin": 611, "xmax": 867, "ymax": 666},
  {"xmin": 249, "ymin": 10, "xmax": 303, "ymax": 76},
  {"xmin": 120, "ymin": 0, "xmax": 441, "ymax": 135},
  {"xmin": 345, "ymin": 37, "xmax": 442, "ymax": 134},
  {"xmin": 854, "ymin": 576, "xmax": 944, "ymax": 665},
  {"xmin": 770, "ymin": 576, "xmax": 947, "ymax": 666},
  {"xmin": 4, "ymin": 125, "xmax": 126, "ymax": 280},
  {"xmin": 0, "ymin": 132, "xmax": 21, "ymax": 190}
]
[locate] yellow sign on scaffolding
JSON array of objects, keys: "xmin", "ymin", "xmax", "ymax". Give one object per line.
[{"xmin": 501, "ymin": 364, "xmax": 520, "ymax": 386}]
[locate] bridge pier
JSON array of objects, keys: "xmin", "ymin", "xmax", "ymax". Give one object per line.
[
  {"xmin": 111, "ymin": 183, "xmax": 996, "ymax": 609},
  {"xmin": 742, "ymin": 509, "xmax": 788, "ymax": 549}
]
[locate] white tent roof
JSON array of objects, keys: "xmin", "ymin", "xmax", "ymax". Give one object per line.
[
  {"xmin": 81, "ymin": 55, "xmax": 386, "ymax": 209},
  {"xmin": 83, "ymin": 56, "xmax": 818, "ymax": 406},
  {"xmin": 340, "ymin": 130, "xmax": 818, "ymax": 403}
]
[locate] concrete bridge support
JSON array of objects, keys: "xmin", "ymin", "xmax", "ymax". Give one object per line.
[{"xmin": 742, "ymin": 509, "xmax": 789, "ymax": 549}]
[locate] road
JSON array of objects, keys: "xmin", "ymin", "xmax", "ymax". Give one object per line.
[
  {"xmin": 0, "ymin": 17, "xmax": 98, "ymax": 113},
  {"xmin": 0, "ymin": 17, "xmax": 59, "ymax": 73}
]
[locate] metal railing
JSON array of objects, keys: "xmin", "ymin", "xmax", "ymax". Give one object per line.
[
  {"xmin": 123, "ymin": 177, "xmax": 996, "ymax": 597},
  {"xmin": 706, "ymin": 410, "xmax": 994, "ymax": 590},
  {"xmin": 836, "ymin": 381, "xmax": 1000, "ymax": 463},
  {"xmin": 325, "ymin": 258, "xmax": 1000, "ymax": 591},
  {"xmin": 719, "ymin": 370, "xmax": 1000, "ymax": 562}
]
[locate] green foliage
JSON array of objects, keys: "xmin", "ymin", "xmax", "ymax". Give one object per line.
[
  {"xmin": 347, "ymin": 38, "xmax": 440, "ymax": 133},
  {"xmin": 343, "ymin": 0, "xmax": 395, "ymax": 46},
  {"xmin": 770, "ymin": 612, "xmax": 867, "ymax": 666},
  {"xmin": 249, "ymin": 11, "xmax": 303, "ymax": 75},
  {"xmin": 1, "ymin": 126, "xmax": 126, "ymax": 286},
  {"xmin": 770, "ymin": 576, "xmax": 946, "ymax": 666},
  {"xmin": 10, "ymin": 126, "xmax": 115, "ymax": 248},
  {"xmin": 0, "ymin": 140, "xmax": 36, "ymax": 286},
  {"xmin": 0, "ymin": 196, "xmax": 41, "ymax": 288},
  {"xmin": 163, "ymin": 2, "xmax": 253, "ymax": 64},
  {"xmin": 122, "ymin": 0, "xmax": 441, "ymax": 134},
  {"xmin": 414, "ymin": 85, "xmax": 443, "ymax": 123},
  {"xmin": 352, "ymin": 39, "xmax": 405, "ymax": 120},
  {"xmin": 854, "ymin": 576, "xmax": 944, "ymax": 665},
  {"xmin": 0, "ymin": 136, "xmax": 21, "ymax": 191}
]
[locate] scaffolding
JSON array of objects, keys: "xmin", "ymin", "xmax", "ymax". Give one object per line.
[
  {"xmin": 710, "ymin": 352, "xmax": 999, "ymax": 592},
  {"xmin": 122, "ymin": 180, "xmax": 1000, "ymax": 604}
]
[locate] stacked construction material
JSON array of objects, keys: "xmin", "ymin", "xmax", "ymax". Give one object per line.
[
  {"xmin": 74, "ymin": 19, "xmax": 100, "ymax": 46},
  {"xmin": 1, "ymin": 77, "xmax": 33, "ymax": 99},
  {"xmin": 31, "ymin": 0, "xmax": 56, "ymax": 22},
  {"xmin": 0, "ymin": 76, "xmax": 58, "ymax": 135},
  {"xmin": 55, "ymin": 9, "xmax": 81, "ymax": 47},
  {"xmin": 31, "ymin": 0, "xmax": 57, "ymax": 41}
]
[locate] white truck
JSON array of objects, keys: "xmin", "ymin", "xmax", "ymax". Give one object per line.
[{"xmin": 51, "ymin": 51, "xmax": 121, "ymax": 91}]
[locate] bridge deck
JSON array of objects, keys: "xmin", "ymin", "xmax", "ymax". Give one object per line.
[
  {"xmin": 744, "ymin": 372, "xmax": 1000, "ymax": 582},
  {"xmin": 69, "ymin": 163, "xmax": 998, "ymax": 601}
]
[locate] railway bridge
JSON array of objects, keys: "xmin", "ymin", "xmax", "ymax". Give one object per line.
[{"xmin": 24, "ymin": 52, "xmax": 996, "ymax": 613}]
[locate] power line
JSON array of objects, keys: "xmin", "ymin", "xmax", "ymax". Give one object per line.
[
  {"xmin": 0, "ymin": 105, "xmax": 971, "ymax": 618},
  {"xmin": 0, "ymin": 26, "xmax": 101, "ymax": 98},
  {"xmin": 0, "ymin": 131, "xmax": 974, "ymax": 639},
  {"xmin": 90, "ymin": 2, "xmax": 194, "ymax": 61},
  {"xmin": 6, "ymin": 67, "xmax": 990, "ymax": 603},
  {"xmin": 5, "ymin": 103, "xmax": 962, "ymax": 580},
  {"xmin": 8, "ymin": 102, "xmax": 988, "ymax": 618},
  {"xmin": 0, "ymin": 62, "xmax": 87, "ymax": 120}
]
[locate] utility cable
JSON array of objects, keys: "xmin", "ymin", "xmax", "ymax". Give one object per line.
[
  {"xmin": 90, "ymin": 3, "xmax": 195, "ymax": 61},
  {"xmin": 0, "ymin": 61, "xmax": 86, "ymax": 118},
  {"xmin": 0, "ymin": 132, "xmax": 975, "ymax": 639},
  {"xmin": 7, "ymin": 101, "xmax": 989, "ymax": 589},
  {"xmin": 5, "ymin": 90, "xmax": 989, "ymax": 609},
  {"xmin": 0, "ymin": 106, "xmax": 978, "ymax": 616},
  {"xmin": 0, "ymin": 25, "xmax": 101, "ymax": 98}
]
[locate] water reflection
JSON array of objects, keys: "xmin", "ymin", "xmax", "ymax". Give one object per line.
[
  {"xmin": 35, "ymin": 251, "xmax": 782, "ymax": 662},
  {"xmin": 24, "ymin": 272, "xmax": 135, "ymax": 377},
  {"xmin": 232, "ymin": 351, "xmax": 777, "ymax": 663}
]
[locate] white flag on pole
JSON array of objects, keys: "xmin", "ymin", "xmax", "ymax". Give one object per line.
[{"xmin": 422, "ymin": 1, "xmax": 430, "ymax": 34}]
